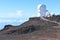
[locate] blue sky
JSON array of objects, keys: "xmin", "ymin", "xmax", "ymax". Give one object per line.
[{"xmin": 0, "ymin": 0, "xmax": 60, "ymax": 29}]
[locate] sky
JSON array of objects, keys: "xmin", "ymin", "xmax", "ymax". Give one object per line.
[{"xmin": 0, "ymin": 0, "xmax": 60, "ymax": 30}]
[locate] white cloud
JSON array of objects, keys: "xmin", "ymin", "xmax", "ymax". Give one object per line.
[
  {"xmin": 0, "ymin": 19, "xmax": 16, "ymax": 23},
  {"xmin": 0, "ymin": 19, "xmax": 24, "ymax": 23},
  {"xmin": 0, "ymin": 10, "xmax": 24, "ymax": 25},
  {"xmin": 0, "ymin": 10, "xmax": 22, "ymax": 18},
  {"xmin": 16, "ymin": 10, "xmax": 22, "ymax": 16},
  {"xmin": 30, "ymin": 14, "xmax": 37, "ymax": 17}
]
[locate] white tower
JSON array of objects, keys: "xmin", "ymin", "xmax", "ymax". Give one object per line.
[{"xmin": 37, "ymin": 4, "xmax": 47, "ymax": 17}]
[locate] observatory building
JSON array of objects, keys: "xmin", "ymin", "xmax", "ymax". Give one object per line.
[
  {"xmin": 37, "ymin": 4, "xmax": 51, "ymax": 17},
  {"xmin": 46, "ymin": 10, "xmax": 51, "ymax": 17}
]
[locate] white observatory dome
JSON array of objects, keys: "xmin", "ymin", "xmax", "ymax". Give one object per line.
[
  {"xmin": 37, "ymin": 4, "xmax": 47, "ymax": 17},
  {"xmin": 40, "ymin": 4, "xmax": 46, "ymax": 16},
  {"xmin": 37, "ymin": 4, "xmax": 41, "ymax": 16}
]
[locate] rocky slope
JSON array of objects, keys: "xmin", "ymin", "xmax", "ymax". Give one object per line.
[{"xmin": 0, "ymin": 15, "xmax": 60, "ymax": 40}]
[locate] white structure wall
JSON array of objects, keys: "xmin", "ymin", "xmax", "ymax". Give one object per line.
[{"xmin": 38, "ymin": 4, "xmax": 50, "ymax": 17}]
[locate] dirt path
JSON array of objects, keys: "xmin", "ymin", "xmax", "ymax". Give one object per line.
[{"xmin": 40, "ymin": 16, "xmax": 60, "ymax": 25}]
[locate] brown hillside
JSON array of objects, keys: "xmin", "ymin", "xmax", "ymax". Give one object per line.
[{"xmin": 0, "ymin": 15, "xmax": 60, "ymax": 40}]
